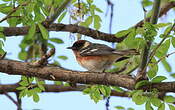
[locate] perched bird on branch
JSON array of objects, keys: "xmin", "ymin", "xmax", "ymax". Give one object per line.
[{"xmin": 67, "ymin": 40, "xmax": 139, "ymax": 72}]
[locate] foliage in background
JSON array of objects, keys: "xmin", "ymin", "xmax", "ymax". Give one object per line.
[{"xmin": 0, "ymin": 0, "xmax": 175, "ymax": 110}]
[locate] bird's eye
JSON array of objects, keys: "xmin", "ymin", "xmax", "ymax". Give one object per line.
[
  {"xmin": 71, "ymin": 41, "xmax": 85, "ymax": 50},
  {"xmin": 75, "ymin": 42, "xmax": 84, "ymax": 47}
]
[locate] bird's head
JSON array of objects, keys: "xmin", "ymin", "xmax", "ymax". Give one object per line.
[{"xmin": 67, "ymin": 40, "xmax": 91, "ymax": 51}]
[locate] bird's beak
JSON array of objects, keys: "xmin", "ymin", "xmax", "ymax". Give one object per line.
[
  {"xmin": 67, "ymin": 47, "xmax": 72, "ymax": 49},
  {"xmin": 67, "ymin": 46, "xmax": 76, "ymax": 50}
]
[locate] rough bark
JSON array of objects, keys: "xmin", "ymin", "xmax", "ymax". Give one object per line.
[{"xmin": 0, "ymin": 59, "xmax": 175, "ymax": 92}]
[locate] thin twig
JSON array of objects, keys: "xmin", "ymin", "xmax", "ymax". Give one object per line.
[
  {"xmin": 153, "ymin": 51, "xmax": 175, "ymax": 65},
  {"xmin": 4, "ymin": 92, "xmax": 20, "ymax": 108},
  {"xmin": 106, "ymin": 97, "xmax": 110, "ymax": 110},
  {"xmin": 29, "ymin": 48, "xmax": 55, "ymax": 67},
  {"xmin": 15, "ymin": 93, "xmax": 22, "ymax": 110},
  {"xmin": 126, "ymin": 64, "xmax": 139, "ymax": 75},
  {"xmin": 0, "ymin": 52, "xmax": 7, "ymax": 60},
  {"xmin": 44, "ymin": 0, "xmax": 71, "ymax": 26},
  {"xmin": 106, "ymin": 0, "xmax": 114, "ymax": 34},
  {"xmin": 135, "ymin": 1, "xmax": 175, "ymax": 28},
  {"xmin": 0, "ymin": 2, "xmax": 28, "ymax": 23},
  {"xmin": 148, "ymin": 21, "xmax": 175, "ymax": 64},
  {"xmin": 136, "ymin": 0, "xmax": 161, "ymax": 81}
]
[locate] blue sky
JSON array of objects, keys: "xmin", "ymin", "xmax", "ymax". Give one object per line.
[{"xmin": 0, "ymin": 0, "xmax": 174, "ymax": 110}]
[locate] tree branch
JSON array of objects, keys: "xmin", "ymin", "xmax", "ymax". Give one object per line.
[
  {"xmin": 0, "ymin": 59, "xmax": 175, "ymax": 92},
  {"xmin": 3, "ymin": 23, "xmax": 126, "ymax": 42},
  {"xmin": 0, "ymin": 59, "xmax": 135, "ymax": 89},
  {"xmin": 0, "ymin": 84, "xmax": 129, "ymax": 97}
]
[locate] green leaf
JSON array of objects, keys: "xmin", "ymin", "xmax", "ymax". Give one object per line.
[
  {"xmin": 170, "ymin": 73, "xmax": 175, "ymax": 78},
  {"xmin": 143, "ymin": 22, "xmax": 157, "ymax": 41},
  {"xmin": 115, "ymin": 29, "xmax": 131, "ymax": 38},
  {"xmin": 155, "ymin": 23, "xmax": 171, "ymax": 28},
  {"xmin": 156, "ymin": 39, "xmax": 170, "ymax": 58},
  {"xmin": 95, "ymin": 7, "xmax": 103, "ymax": 13},
  {"xmin": 99, "ymin": 85, "xmax": 111, "ymax": 97},
  {"xmin": 145, "ymin": 101, "xmax": 153, "ymax": 110},
  {"xmin": 47, "ymin": 42, "xmax": 55, "ymax": 48},
  {"xmin": 0, "ymin": 48, "xmax": 5, "ymax": 54},
  {"xmin": 171, "ymin": 37, "xmax": 175, "ymax": 48},
  {"xmin": 160, "ymin": 34, "xmax": 173, "ymax": 38},
  {"xmin": 71, "ymin": 0, "xmax": 76, "ymax": 3},
  {"xmin": 58, "ymin": 56, "xmax": 68, "ymax": 60},
  {"xmin": 43, "ymin": 0, "xmax": 53, "ymax": 6},
  {"xmin": 84, "ymin": 16, "xmax": 93, "ymax": 26},
  {"xmin": 164, "ymin": 25, "xmax": 172, "ymax": 35},
  {"xmin": 16, "ymin": 86, "xmax": 26, "ymax": 90},
  {"xmin": 33, "ymin": 94, "xmax": 40, "ymax": 102},
  {"xmin": 150, "ymin": 97, "xmax": 161, "ymax": 107},
  {"xmin": 87, "ymin": 0, "xmax": 93, "ymax": 4},
  {"xmin": 49, "ymin": 38, "xmax": 63, "ymax": 44},
  {"xmin": 132, "ymin": 91, "xmax": 147, "ymax": 105},
  {"xmin": 115, "ymin": 106, "xmax": 125, "ymax": 110},
  {"xmin": 34, "ymin": 4, "xmax": 45, "ymax": 22},
  {"xmin": 32, "ymin": 87, "xmax": 42, "ymax": 93},
  {"xmin": 64, "ymin": 82, "xmax": 70, "ymax": 86},
  {"xmin": 7, "ymin": 17, "xmax": 18, "ymax": 27},
  {"xmin": 90, "ymin": 88, "xmax": 102, "ymax": 103},
  {"xmin": 0, "ymin": 27, "xmax": 4, "ymax": 31},
  {"xmin": 0, "ymin": 4, "xmax": 12, "ymax": 14},
  {"xmin": 161, "ymin": 59, "xmax": 171, "ymax": 72},
  {"xmin": 168, "ymin": 104, "xmax": 175, "ymax": 110},
  {"xmin": 127, "ymin": 108, "xmax": 134, "ymax": 110},
  {"xmin": 38, "ymin": 84, "xmax": 45, "ymax": 91},
  {"xmin": 158, "ymin": 103, "xmax": 165, "ymax": 110},
  {"xmin": 123, "ymin": 28, "xmax": 138, "ymax": 48},
  {"xmin": 28, "ymin": 77, "xmax": 34, "ymax": 83},
  {"xmin": 38, "ymin": 23, "xmax": 49, "ymax": 39},
  {"xmin": 41, "ymin": 7, "xmax": 49, "ymax": 16},
  {"xmin": 19, "ymin": 81, "xmax": 29, "ymax": 86},
  {"xmin": 26, "ymin": 23, "xmax": 36, "ymax": 40},
  {"xmin": 54, "ymin": 81, "xmax": 63, "ymax": 85},
  {"xmin": 112, "ymin": 86, "xmax": 124, "ymax": 92},
  {"xmin": 135, "ymin": 96, "xmax": 147, "ymax": 105},
  {"xmin": 57, "ymin": 11, "xmax": 67, "ymax": 23},
  {"xmin": 2, "ymin": 0, "xmax": 11, "ymax": 2},
  {"xmin": 18, "ymin": 51, "xmax": 27, "ymax": 60},
  {"xmin": 164, "ymin": 96, "xmax": 175, "ymax": 103},
  {"xmin": 83, "ymin": 88, "xmax": 91, "ymax": 94},
  {"xmin": 0, "ymin": 32, "xmax": 6, "ymax": 41},
  {"xmin": 21, "ymin": 76, "xmax": 28, "ymax": 81},
  {"xmin": 26, "ymin": 89, "xmax": 33, "ymax": 97},
  {"xmin": 19, "ymin": 90, "xmax": 26, "ymax": 98},
  {"xmin": 135, "ymin": 80, "xmax": 149, "ymax": 89},
  {"xmin": 148, "ymin": 64, "xmax": 158, "ymax": 79},
  {"xmin": 93, "ymin": 15, "xmax": 101, "ymax": 30},
  {"xmin": 87, "ymin": 86, "xmax": 103, "ymax": 103},
  {"xmin": 142, "ymin": 0, "xmax": 153, "ymax": 7},
  {"xmin": 151, "ymin": 76, "xmax": 167, "ymax": 83}
]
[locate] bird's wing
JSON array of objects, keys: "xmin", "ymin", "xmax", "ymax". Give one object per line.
[
  {"xmin": 79, "ymin": 43, "xmax": 139, "ymax": 56},
  {"xmin": 79, "ymin": 43, "xmax": 117, "ymax": 56}
]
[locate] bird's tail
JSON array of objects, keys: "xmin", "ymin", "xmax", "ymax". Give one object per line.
[{"xmin": 113, "ymin": 49, "xmax": 139, "ymax": 55}]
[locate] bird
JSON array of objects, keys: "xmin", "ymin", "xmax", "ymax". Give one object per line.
[{"xmin": 67, "ymin": 40, "xmax": 139, "ymax": 72}]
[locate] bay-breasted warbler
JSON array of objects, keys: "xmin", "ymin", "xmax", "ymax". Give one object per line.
[{"xmin": 67, "ymin": 40, "xmax": 139, "ymax": 72}]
